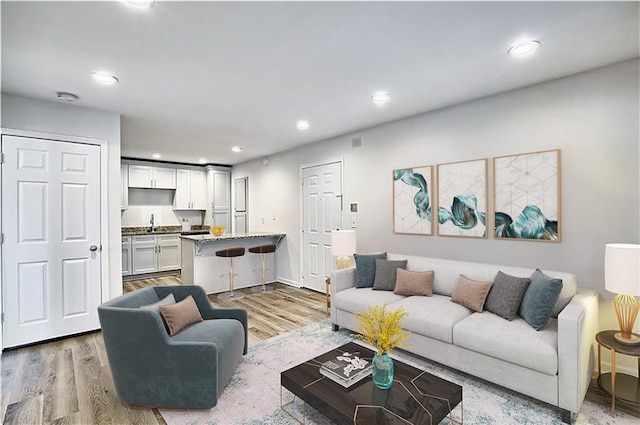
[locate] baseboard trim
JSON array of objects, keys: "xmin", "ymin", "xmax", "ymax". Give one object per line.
[{"xmin": 277, "ymin": 276, "xmax": 302, "ymax": 288}]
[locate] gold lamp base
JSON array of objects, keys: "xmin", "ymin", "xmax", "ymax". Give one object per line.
[
  {"xmin": 612, "ymin": 294, "xmax": 640, "ymax": 345},
  {"xmin": 335, "ymin": 255, "xmax": 352, "ymax": 269}
]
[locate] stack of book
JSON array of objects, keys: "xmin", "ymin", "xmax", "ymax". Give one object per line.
[{"xmin": 319, "ymin": 352, "xmax": 372, "ymax": 388}]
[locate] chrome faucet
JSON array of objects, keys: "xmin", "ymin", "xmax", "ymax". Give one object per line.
[{"xmin": 149, "ymin": 213, "xmax": 155, "ymax": 232}]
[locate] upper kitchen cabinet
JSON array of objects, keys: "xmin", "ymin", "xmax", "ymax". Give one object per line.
[
  {"xmin": 174, "ymin": 169, "xmax": 206, "ymax": 210},
  {"xmin": 128, "ymin": 165, "xmax": 176, "ymax": 189},
  {"xmin": 121, "ymin": 164, "xmax": 128, "ymax": 210},
  {"xmin": 205, "ymin": 167, "xmax": 231, "ymax": 229}
]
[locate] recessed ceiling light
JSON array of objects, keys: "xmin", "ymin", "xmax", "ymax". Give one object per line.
[
  {"xmin": 371, "ymin": 91, "xmax": 391, "ymax": 106},
  {"xmin": 56, "ymin": 91, "xmax": 79, "ymax": 102},
  {"xmin": 296, "ymin": 120, "xmax": 310, "ymax": 130},
  {"xmin": 91, "ymin": 71, "xmax": 119, "ymax": 86},
  {"xmin": 231, "ymin": 146, "xmax": 243, "ymax": 153},
  {"xmin": 152, "ymin": 153, "xmax": 162, "ymax": 159},
  {"xmin": 508, "ymin": 40, "xmax": 541, "ymax": 57},
  {"xmin": 198, "ymin": 158, "xmax": 207, "ymax": 164},
  {"xmin": 122, "ymin": 0, "xmax": 153, "ymax": 9}
]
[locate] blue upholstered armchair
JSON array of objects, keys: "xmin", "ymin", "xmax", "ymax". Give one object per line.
[{"xmin": 98, "ymin": 285, "xmax": 247, "ymax": 408}]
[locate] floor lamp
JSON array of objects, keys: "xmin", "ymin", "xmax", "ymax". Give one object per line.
[
  {"xmin": 605, "ymin": 243, "xmax": 640, "ymax": 345},
  {"xmin": 331, "ymin": 230, "xmax": 356, "ymax": 269}
]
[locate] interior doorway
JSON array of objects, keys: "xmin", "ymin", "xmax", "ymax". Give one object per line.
[{"xmin": 300, "ymin": 160, "xmax": 343, "ymax": 293}]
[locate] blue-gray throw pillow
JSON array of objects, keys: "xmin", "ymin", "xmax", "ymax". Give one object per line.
[
  {"xmin": 484, "ymin": 271, "xmax": 531, "ymax": 321},
  {"xmin": 372, "ymin": 259, "xmax": 407, "ymax": 291},
  {"xmin": 518, "ymin": 269, "xmax": 563, "ymax": 330},
  {"xmin": 354, "ymin": 252, "xmax": 387, "ymax": 288}
]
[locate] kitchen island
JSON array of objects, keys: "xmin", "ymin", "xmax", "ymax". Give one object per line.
[{"xmin": 180, "ymin": 232, "xmax": 285, "ymax": 294}]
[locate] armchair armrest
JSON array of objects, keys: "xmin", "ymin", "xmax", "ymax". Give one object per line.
[
  {"xmin": 557, "ymin": 288, "xmax": 599, "ymax": 413},
  {"xmin": 154, "ymin": 285, "xmax": 248, "ymax": 354}
]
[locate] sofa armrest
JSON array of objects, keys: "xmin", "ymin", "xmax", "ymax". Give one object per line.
[
  {"xmin": 557, "ymin": 288, "xmax": 599, "ymax": 413},
  {"xmin": 330, "ymin": 267, "xmax": 356, "ymax": 320}
]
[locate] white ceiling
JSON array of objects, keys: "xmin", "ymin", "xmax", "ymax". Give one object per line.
[{"xmin": 2, "ymin": 1, "xmax": 638, "ymax": 165}]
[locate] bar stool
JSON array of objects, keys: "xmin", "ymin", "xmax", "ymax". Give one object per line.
[
  {"xmin": 249, "ymin": 244, "xmax": 276, "ymax": 294},
  {"xmin": 216, "ymin": 247, "xmax": 246, "ymax": 301}
]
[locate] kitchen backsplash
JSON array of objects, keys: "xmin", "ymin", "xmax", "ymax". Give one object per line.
[{"xmin": 121, "ymin": 188, "xmax": 204, "ymax": 227}]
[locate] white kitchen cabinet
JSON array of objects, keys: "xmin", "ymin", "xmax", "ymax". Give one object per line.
[
  {"xmin": 132, "ymin": 235, "xmax": 159, "ymax": 274},
  {"xmin": 206, "ymin": 168, "xmax": 231, "ymax": 229},
  {"xmin": 131, "ymin": 234, "xmax": 181, "ymax": 274},
  {"xmin": 121, "ymin": 165, "xmax": 128, "ymax": 210},
  {"xmin": 128, "ymin": 165, "xmax": 176, "ymax": 189},
  {"xmin": 122, "ymin": 236, "xmax": 132, "ymax": 276},
  {"xmin": 158, "ymin": 234, "xmax": 181, "ymax": 271},
  {"xmin": 174, "ymin": 169, "xmax": 206, "ymax": 210}
]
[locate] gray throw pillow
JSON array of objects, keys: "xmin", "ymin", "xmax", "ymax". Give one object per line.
[
  {"xmin": 518, "ymin": 269, "xmax": 563, "ymax": 330},
  {"xmin": 354, "ymin": 252, "xmax": 387, "ymax": 288},
  {"xmin": 372, "ymin": 259, "xmax": 408, "ymax": 291},
  {"xmin": 484, "ymin": 271, "xmax": 531, "ymax": 321}
]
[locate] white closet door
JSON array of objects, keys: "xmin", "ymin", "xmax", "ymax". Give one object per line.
[{"xmin": 2, "ymin": 135, "xmax": 102, "ymax": 348}]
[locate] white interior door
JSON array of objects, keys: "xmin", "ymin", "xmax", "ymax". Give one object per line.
[
  {"xmin": 302, "ymin": 161, "xmax": 342, "ymax": 293},
  {"xmin": 2, "ymin": 135, "xmax": 102, "ymax": 348}
]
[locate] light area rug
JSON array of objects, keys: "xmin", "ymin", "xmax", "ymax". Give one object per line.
[{"xmin": 159, "ymin": 320, "xmax": 637, "ymax": 425}]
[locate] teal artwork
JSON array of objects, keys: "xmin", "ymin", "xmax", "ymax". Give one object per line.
[
  {"xmin": 437, "ymin": 159, "xmax": 488, "ymax": 238},
  {"xmin": 393, "ymin": 166, "xmax": 433, "ymax": 235},
  {"xmin": 493, "ymin": 150, "xmax": 560, "ymax": 241}
]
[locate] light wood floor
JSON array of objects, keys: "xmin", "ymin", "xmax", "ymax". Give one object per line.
[
  {"xmin": 2, "ymin": 276, "xmax": 638, "ymax": 424},
  {"xmin": 1, "ymin": 276, "xmax": 327, "ymax": 425}
]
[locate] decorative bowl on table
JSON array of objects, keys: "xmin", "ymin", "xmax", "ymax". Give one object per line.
[{"xmin": 210, "ymin": 225, "xmax": 225, "ymax": 236}]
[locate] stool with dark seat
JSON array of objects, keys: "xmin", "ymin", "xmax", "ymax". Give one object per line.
[
  {"xmin": 249, "ymin": 243, "xmax": 276, "ymax": 293},
  {"xmin": 216, "ymin": 247, "xmax": 246, "ymax": 300}
]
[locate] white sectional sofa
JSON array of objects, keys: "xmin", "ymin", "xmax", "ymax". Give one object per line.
[{"xmin": 330, "ymin": 253, "xmax": 599, "ymax": 423}]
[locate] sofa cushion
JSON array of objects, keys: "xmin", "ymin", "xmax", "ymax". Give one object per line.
[
  {"xmin": 373, "ymin": 259, "xmax": 407, "ymax": 291},
  {"xmin": 451, "ymin": 275, "xmax": 492, "ymax": 313},
  {"xmin": 519, "ymin": 269, "xmax": 563, "ymax": 330},
  {"xmin": 484, "ymin": 272, "xmax": 530, "ymax": 321},
  {"xmin": 390, "ymin": 295, "xmax": 472, "ymax": 344},
  {"xmin": 385, "ymin": 254, "xmax": 577, "ymax": 315},
  {"xmin": 334, "ymin": 287, "xmax": 406, "ymax": 314},
  {"xmin": 354, "ymin": 253, "xmax": 387, "ymax": 288},
  {"xmin": 453, "ymin": 312, "xmax": 558, "ymax": 375},
  {"xmin": 394, "ymin": 269, "xmax": 434, "ymax": 296},
  {"xmin": 159, "ymin": 295, "xmax": 204, "ymax": 336},
  {"xmin": 171, "ymin": 318, "xmax": 245, "ymax": 392}
]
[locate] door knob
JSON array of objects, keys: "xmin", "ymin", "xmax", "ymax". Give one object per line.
[{"xmin": 89, "ymin": 245, "xmax": 98, "ymax": 252}]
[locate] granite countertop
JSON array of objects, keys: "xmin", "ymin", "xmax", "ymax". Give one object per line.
[
  {"xmin": 180, "ymin": 232, "xmax": 285, "ymax": 242},
  {"xmin": 122, "ymin": 225, "xmax": 209, "ymax": 236}
]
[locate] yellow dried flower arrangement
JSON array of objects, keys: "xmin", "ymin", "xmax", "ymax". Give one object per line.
[{"xmin": 353, "ymin": 304, "xmax": 410, "ymax": 355}]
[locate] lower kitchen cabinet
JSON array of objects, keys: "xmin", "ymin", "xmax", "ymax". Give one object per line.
[
  {"xmin": 122, "ymin": 236, "xmax": 132, "ymax": 276},
  {"xmin": 131, "ymin": 234, "xmax": 181, "ymax": 275}
]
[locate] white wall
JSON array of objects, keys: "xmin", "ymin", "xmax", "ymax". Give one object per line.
[
  {"xmin": 1, "ymin": 93, "xmax": 123, "ymax": 300},
  {"xmin": 121, "ymin": 188, "xmax": 204, "ymax": 228},
  {"xmin": 233, "ymin": 59, "xmax": 639, "ymax": 367}
]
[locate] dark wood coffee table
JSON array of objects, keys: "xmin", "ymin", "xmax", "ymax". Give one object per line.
[{"xmin": 280, "ymin": 342, "xmax": 462, "ymax": 425}]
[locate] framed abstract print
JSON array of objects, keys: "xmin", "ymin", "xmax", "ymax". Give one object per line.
[
  {"xmin": 393, "ymin": 166, "xmax": 434, "ymax": 235},
  {"xmin": 437, "ymin": 158, "xmax": 488, "ymax": 238},
  {"xmin": 493, "ymin": 149, "xmax": 561, "ymax": 242}
]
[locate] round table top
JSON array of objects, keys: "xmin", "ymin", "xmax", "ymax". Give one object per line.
[{"xmin": 596, "ymin": 330, "xmax": 640, "ymax": 356}]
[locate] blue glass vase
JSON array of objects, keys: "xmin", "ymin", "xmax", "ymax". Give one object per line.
[{"xmin": 372, "ymin": 352, "xmax": 394, "ymax": 389}]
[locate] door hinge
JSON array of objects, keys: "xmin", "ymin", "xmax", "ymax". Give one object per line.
[
  {"xmin": 0, "ymin": 152, "xmax": 4, "ymax": 163},
  {"xmin": 0, "ymin": 233, "xmax": 3, "ymax": 244},
  {"xmin": 1, "ymin": 313, "xmax": 4, "ymax": 324}
]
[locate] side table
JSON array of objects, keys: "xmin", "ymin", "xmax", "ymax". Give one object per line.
[
  {"xmin": 596, "ymin": 330, "xmax": 640, "ymax": 417},
  {"xmin": 325, "ymin": 278, "xmax": 330, "ymax": 316}
]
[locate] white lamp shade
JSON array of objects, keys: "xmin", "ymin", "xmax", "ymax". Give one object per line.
[
  {"xmin": 331, "ymin": 230, "xmax": 356, "ymax": 256},
  {"xmin": 605, "ymin": 244, "xmax": 640, "ymax": 295}
]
